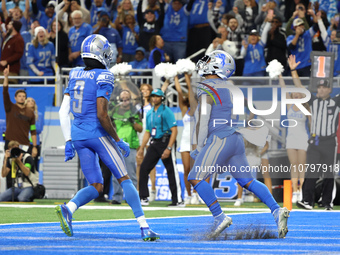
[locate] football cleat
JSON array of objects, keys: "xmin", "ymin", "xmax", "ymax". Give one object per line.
[
  {"xmin": 273, "ymin": 207, "xmax": 290, "ymax": 238},
  {"xmin": 55, "ymin": 203, "xmax": 74, "ymax": 237},
  {"xmin": 141, "ymin": 227, "xmax": 160, "ymax": 241},
  {"xmin": 209, "ymin": 213, "xmax": 233, "ymax": 239}
]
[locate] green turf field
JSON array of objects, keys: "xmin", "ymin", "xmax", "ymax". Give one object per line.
[{"xmin": 0, "ymin": 200, "xmax": 338, "ymax": 224}]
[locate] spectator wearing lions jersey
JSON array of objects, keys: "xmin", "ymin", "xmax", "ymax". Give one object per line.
[
  {"xmin": 137, "ymin": 0, "xmax": 165, "ymax": 57},
  {"xmin": 160, "ymin": 0, "xmax": 195, "ymax": 63},
  {"xmin": 68, "ymin": 10, "xmax": 92, "ymax": 67}
]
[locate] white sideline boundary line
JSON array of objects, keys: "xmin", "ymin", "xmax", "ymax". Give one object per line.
[
  {"xmin": 0, "ymin": 212, "xmax": 269, "ymax": 226},
  {"xmin": 0, "ymin": 205, "xmax": 339, "ymax": 227},
  {"xmin": 0, "ymin": 204, "xmax": 339, "ymax": 212},
  {"xmin": 0, "ymin": 204, "xmax": 269, "ymax": 212}
]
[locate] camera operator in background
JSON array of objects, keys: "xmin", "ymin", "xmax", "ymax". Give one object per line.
[
  {"xmin": 106, "ymin": 90, "xmax": 143, "ymax": 204},
  {"xmin": 3, "ymin": 65, "xmax": 37, "ymax": 189},
  {"xmin": 0, "ymin": 140, "xmax": 38, "ymax": 202}
]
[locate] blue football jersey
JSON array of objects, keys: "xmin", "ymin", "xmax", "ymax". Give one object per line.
[
  {"xmin": 324, "ymin": 37, "xmax": 340, "ymax": 77},
  {"xmin": 122, "ymin": 25, "xmax": 140, "ymax": 54},
  {"xmin": 69, "ymin": 23, "xmax": 93, "ymax": 66},
  {"xmin": 35, "ymin": 11, "xmax": 55, "ymax": 31},
  {"xmin": 20, "ymin": 31, "xmax": 33, "ymax": 71},
  {"xmin": 287, "ymin": 29, "xmax": 314, "ymax": 69},
  {"xmin": 64, "ymin": 67, "xmax": 115, "ymax": 141},
  {"xmin": 90, "ymin": 3, "xmax": 109, "ymax": 26},
  {"xmin": 27, "ymin": 42, "xmax": 55, "ymax": 78},
  {"xmin": 189, "ymin": 0, "xmax": 209, "ymax": 26},
  {"xmin": 242, "ymin": 41, "xmax": 266, "ymax": 75},
  {"xmin": 196, "ymin": 79, "xmax": 237, "ymax": 141},
  {"xmin": 160, "ymin": 4, "xmax": 189, "ymax": 42}
]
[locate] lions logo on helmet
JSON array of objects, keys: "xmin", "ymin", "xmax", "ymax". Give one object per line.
[
  {"xmin": 196, "ymin": 50, "xmax": 235, "ymax": 79},
  {"xmin": 81, "ymin": 34, "xmax": 113, "ymax": 68}
]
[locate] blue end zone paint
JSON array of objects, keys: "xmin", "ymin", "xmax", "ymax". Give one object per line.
[{"xmin": 0, "ymin": 211, "xmax": 339, "ymax": 254}]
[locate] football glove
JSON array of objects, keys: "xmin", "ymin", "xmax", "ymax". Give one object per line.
[
  {"xmin": 65, "ymin": 141, "xmax": 75, "ymax": 162},
  {"xmin": 190, "ymin": 149, "xmax": 200, "ymax": 160},
  {"xmin": 117, "ymin": 139, "xmax": 130, "ymax": 157}
]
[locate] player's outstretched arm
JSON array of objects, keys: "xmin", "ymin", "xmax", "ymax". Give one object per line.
[{"xmin": 97, "ymin": 97, "xmax": 120, "ymax": 142}]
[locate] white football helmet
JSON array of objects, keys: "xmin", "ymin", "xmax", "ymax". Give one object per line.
[
  {"xmin": 81, "ymin": 34, "xmax": 113, "ymax": 68},
  {"xmin": 196, "ymin": 50, "xmax": 235, "ymax": 79}
]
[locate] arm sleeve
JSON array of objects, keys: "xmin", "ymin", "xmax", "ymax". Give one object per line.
[
  {"xmin": 137, "ymin": 0, "xmax": 144, "ymax": 27},
  {"xmin": 3, "ymin": 86, "xmax": 12, "ymax": 113},
  {"xmin": 153, "ymin": 50, "xmax": 162, "ymax": 65},
  {"xmin": 318, "ymin": 18, "xmax": 328, "ymax": 42},
  {"xmin": 29, "ymin": 64, "xmax": 41, "ymax": 75},
  {"xmin": 285, "ymin": 17, "xmax": 294, "ymax": 36},
  {"xmin": 208, "ymin": 7, "xmax": 221, "ymax": 34},
  {"xmin": 32, "ymin": 0, "xmax": 38, "ymax": 16},
  {"xmin": 235, "ymin": 13, "xmax": 244, "ymax": 28},
  {"xmin": 240, "ymin": 46, "xmax": 247, "ymax": 58},
  {"xmin": 260, "ymin": 22, "xmax": 271, "ymax": 45},
  {"xmin": 185, "ymin": 0, "xmax": 195, "ymax": 12},
  {"xmin": 59, "ymin": 94, "xmax": 72, "ymax": 142},
  {"xmin": 157, "ymin": 1, "xmax": 165, "ymax": 29},
  {"xmin": 85, "ymin": 0, "xmax": 92, "ymax": 9},
  {"xmin": 205, "ymin": 43, "xmax": 215, "ymax": 54}
]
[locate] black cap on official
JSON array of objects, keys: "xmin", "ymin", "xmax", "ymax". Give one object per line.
[{"xmin": 317, "ymin": 79, "xmax": 330, "ymax": 88}]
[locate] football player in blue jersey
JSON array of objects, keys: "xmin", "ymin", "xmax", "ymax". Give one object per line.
[
  {"xmin": 188, "ymin": 50, "xmax": 289, "ymax": 239},
  {"xmin": 56, "ymin": 34, "xmax": 159, "ymax": 241}
]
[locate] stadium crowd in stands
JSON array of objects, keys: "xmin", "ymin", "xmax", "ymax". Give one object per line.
[{"xmin": 0, "ymin": 0, "xmax": 338, "ymax": 80}]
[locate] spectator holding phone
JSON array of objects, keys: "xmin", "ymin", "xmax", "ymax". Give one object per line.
[
  {"xmin": 285, "ymin": 3, "xmax": 309, "ymax": 37},
  {"xmin": 255, "ymin": 1, "xmax": 284, "ymax": 29},
  {"xmin": 286, "ymin": 16, "xmax": 319, "ymax": 77}
]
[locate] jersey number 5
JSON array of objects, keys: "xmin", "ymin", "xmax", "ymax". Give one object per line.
[{"xmin": 73, "ymin": 80, "xmax": 85, "ymax": 113}]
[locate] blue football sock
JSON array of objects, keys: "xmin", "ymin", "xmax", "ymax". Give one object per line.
[
  {"xmin": 194, "ymin": 180, "xmax": 218, "ymax": 207},
  {"xmin": 71, "ymin": 185, "xmax": 99, "ymax": 208},
  {"xmin": 209, "ymin": 202, "xmax": 223, "ymax": 217},
  {"xmin": 247, "ymin": 180, "xmax": 280, "ymax": 213},
  {"xmin": 121, "ymin": 179, "xmax": 144, "ymax": 218}
]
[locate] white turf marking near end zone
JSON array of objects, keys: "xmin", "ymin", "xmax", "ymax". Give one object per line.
[
  {"xmin": 0, "ymin": 204, "xmax": 269, "ymax": 212},
  {"xmin": 0, "ymin": 204, "xmax": 339, "ymax": 212}
]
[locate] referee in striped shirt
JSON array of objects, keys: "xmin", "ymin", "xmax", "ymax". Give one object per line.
[{"xmin": 289, "ymin": 55, "xmax": 338, "ymax": 211}]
